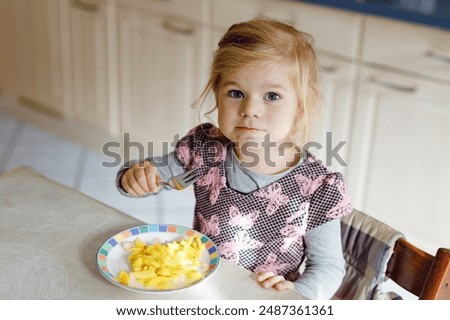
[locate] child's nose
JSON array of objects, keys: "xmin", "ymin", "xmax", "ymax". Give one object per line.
[{"xmin": 239, "ymin": 97, "xmax": 263, "ymax": 118}]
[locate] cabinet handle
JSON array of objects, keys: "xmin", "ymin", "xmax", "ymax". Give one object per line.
[
  {"xmin": 369, "ymin": 77, "xmax": 417, "ymax": 93},
  {"xmin": 72, "ymin": 0, "xmax": 98, "ymax": 13},
  {"xmin": 425, "ymin": 50, "xmax": 450, "ymax": 65},
  {"xmin": 320, "ymin": 65, "xmax": 338, "ymax": 74},
  {"xmin": 161, "ymin": 21, "xmax": 195, "ymax": 36}
]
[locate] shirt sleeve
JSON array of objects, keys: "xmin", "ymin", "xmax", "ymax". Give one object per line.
[
  {"xmin": 115, "ymin": 152, "xmax": 185, "ymax": 197},
  {"xmin": 307, "ymin": 172, "xmax": 352, "ymax": 231},
  {"xmin": 293, "ymin": 219, "xmax": 346, "ymax": 299}
]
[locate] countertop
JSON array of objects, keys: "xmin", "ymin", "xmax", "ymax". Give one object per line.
[{"xmin": 295, "ymin": 0, "xmax": 450, "ymax": 30}]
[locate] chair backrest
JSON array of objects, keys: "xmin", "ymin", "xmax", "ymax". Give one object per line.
[
  {"xmin": 337, "ymin": 209, "xmax": 450, "ymax": 300},
  {"xmin": 386, "ymin": 237, "xmax": 450, "ymax": 300}
]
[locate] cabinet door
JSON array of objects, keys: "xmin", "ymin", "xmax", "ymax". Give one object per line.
[
  {"xmin": 6, "ymin": 0, "xmax": 63, "ymax": 115},
  {"xmin": 311, "ymin": 55, "xmax": 358, "ymax": 177},
  {"xmin": 292, "ymin": 2, "xmax": 362, "ymax": 59},
  {"xmin": 118, "ymin": 9, "xmax": 208, "ymax": 158},
  {"xmin": 67, "ymin": 0, "xmax": 117, "ymax": 136},
  {"xmin": 347, "ymin": 66, "xmax": 450, "ymax": 251},
  {"xmin": 362, "ymin": 16, "xmax": 450, "ymax": 83}
]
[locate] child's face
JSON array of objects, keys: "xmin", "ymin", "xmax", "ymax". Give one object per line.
[{"xmin": 217, "ymin": 61, "xmax": 299, "ymax": 149}]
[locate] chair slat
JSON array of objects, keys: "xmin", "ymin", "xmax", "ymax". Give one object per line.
[
  {"xmin": 386, "ymin": 238, "xmax": 450, "ymax": 299},
  {"xmin": 421, "ymin": 248, "xmax": 450, "ymax": 300}
]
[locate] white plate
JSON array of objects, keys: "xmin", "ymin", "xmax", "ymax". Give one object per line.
[{"xmin": 96, "ymin": 224, "xmax": 220, "ymax": 293}]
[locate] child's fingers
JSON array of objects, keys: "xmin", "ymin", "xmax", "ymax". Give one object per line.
[
  {"xmin": 128, "ymin": 171, "xmax": 148, "ymax": 195},
  {"xmin": 129, "ymin": 161, "xmax": 162, "ymax": 194},
  {"xmin": 143, "ymin": 162, "xmax": 161, "ymax": 193},
  {"xmin": 121, "ymin": 175, "xmax": 139, "ymax": 196},
  {"xmin": 256, "ymin": 271, "xmax": 276, "ymax": 282},
  {"xmin": 121, "ymin": 162, "xmax": 150, "ymax": 195},
  {"xmin": 121, "ymin": 176, "xmax": 134, "ymax": 195},
  {"xmin": 121, "ymin": 161, "xmax": 161, "ymax": 195},
  {"xmin": 256, "ymin": 272, "xmax": 294, "ymax": 291},
  {"xmin": 257, "ymin": 272, "xmax": 286, "ymax": 289},
  {"xmin": 261, "ymin": 275, "xmax": 286, "ymax": 289},
  {"xmin": 274, "ymin": 280, "xmax": 295, "ymax": 291},
  {"xmin": 133, "ymin": 169, "xmax": 151, "ymax": 193}
]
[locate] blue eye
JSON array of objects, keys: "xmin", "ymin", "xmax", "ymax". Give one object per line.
[
  {"xmin": 264, "ymin": 92, "xmax": 280, "ymax": 101},
  {"xmin": 228, "ymin": 90, "xmax": 244, "ymax": 99}
]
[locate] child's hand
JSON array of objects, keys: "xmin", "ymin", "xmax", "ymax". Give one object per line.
[
  {"xmin": 120, "ymin": 160, "xmax": 162, "ymax": 196},
  {"xmin": 256, "ymin": 271, "xmax": 295, "ymax": 291}
]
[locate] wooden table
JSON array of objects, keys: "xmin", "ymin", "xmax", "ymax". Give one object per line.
[{"xmin": 0, "ymin": 166, "xmax": 301, "ymax": 300}]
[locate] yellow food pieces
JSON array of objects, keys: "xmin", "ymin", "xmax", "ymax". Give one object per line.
[{"xmin": 118, "ymin": 235, "xmax": 206, "ymax": 290}]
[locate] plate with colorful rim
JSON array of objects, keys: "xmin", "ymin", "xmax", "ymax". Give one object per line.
[{"xmin": 96, "ymin": 224, "xmax": 220, "ymax": 293}]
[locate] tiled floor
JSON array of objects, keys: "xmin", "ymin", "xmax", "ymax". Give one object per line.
[
  {"xmin": 0, "ymin": 109, "xmax": 416, "ymax": 300},
  {"xmin": 0, "ymin": 110, "xmax": 195, "ymax": 227}
]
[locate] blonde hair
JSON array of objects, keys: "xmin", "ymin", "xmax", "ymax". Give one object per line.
[{"xmin": 196, "ymin": 19, "xmax": 322, "ymax": 147}]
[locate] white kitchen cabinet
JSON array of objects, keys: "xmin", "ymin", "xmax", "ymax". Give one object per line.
[
  {"xmin": 311, "ymin": 55, "xmax": 358, "ymax": 177},
  {"xmin": 362, "ymin": 16, "xmax": 450, "ymax": 83},
  {"xmin": 61, "ymin": 0, "xmax": 119, "ymax": 137},
  {"xmin": 347, "ymin": 66, "xmax": 450, "ymax": 251},
  {"xmin": 347, "ymin": 15, "xmax": 450, "ymax": 253},
  {"xmin": 117, "ymin": 6, "xmax": 211, "ymax": 158},
  {"xmin": 292, "ymin": 2, "xmax": 362, "ymax": 60},
  {"xmin": 0, "ymin": 0, "xmax": 63, "ymax": 116}
]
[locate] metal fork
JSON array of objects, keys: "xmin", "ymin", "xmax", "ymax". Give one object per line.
[{"xmin": 157, "ymin": 168, "xmax": 200, "ymax": 190}]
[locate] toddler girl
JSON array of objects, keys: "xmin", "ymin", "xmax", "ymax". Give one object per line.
[{"xmin": 117, "ymin": 19, "xmax": 352, "ymax": 299}]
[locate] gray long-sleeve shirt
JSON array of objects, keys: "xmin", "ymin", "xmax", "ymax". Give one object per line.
[{"xmin": 116, "ymin": 146, "xmax": 345, "ymax": 299}]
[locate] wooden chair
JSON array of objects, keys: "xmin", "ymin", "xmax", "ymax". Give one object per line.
[
  {"xmin": 337, "ymin": 209, "xmax": 450, "ymax": 300},
  {"xmin": 386, "ymin": 237, "xmax": 450, "ymax": 300}
]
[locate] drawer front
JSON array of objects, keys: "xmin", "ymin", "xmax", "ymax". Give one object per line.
[
  {"xmin": 213, "ymin": 0, "xmax": 362, "ymax": 59},
  {"xmin": 118, "ymin": 0, "xmax": 210, "ymax": 23},
  {"xmin": 292, "ymin": 2, "xmax": 362, "ymax": 59},
  {"xmin": 362, "ymin": 16, "xmax": 450, "ymax": 82},
  {"xmin": 213, "ymin": 0, "xmax": 297, "ymax": 30}
]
